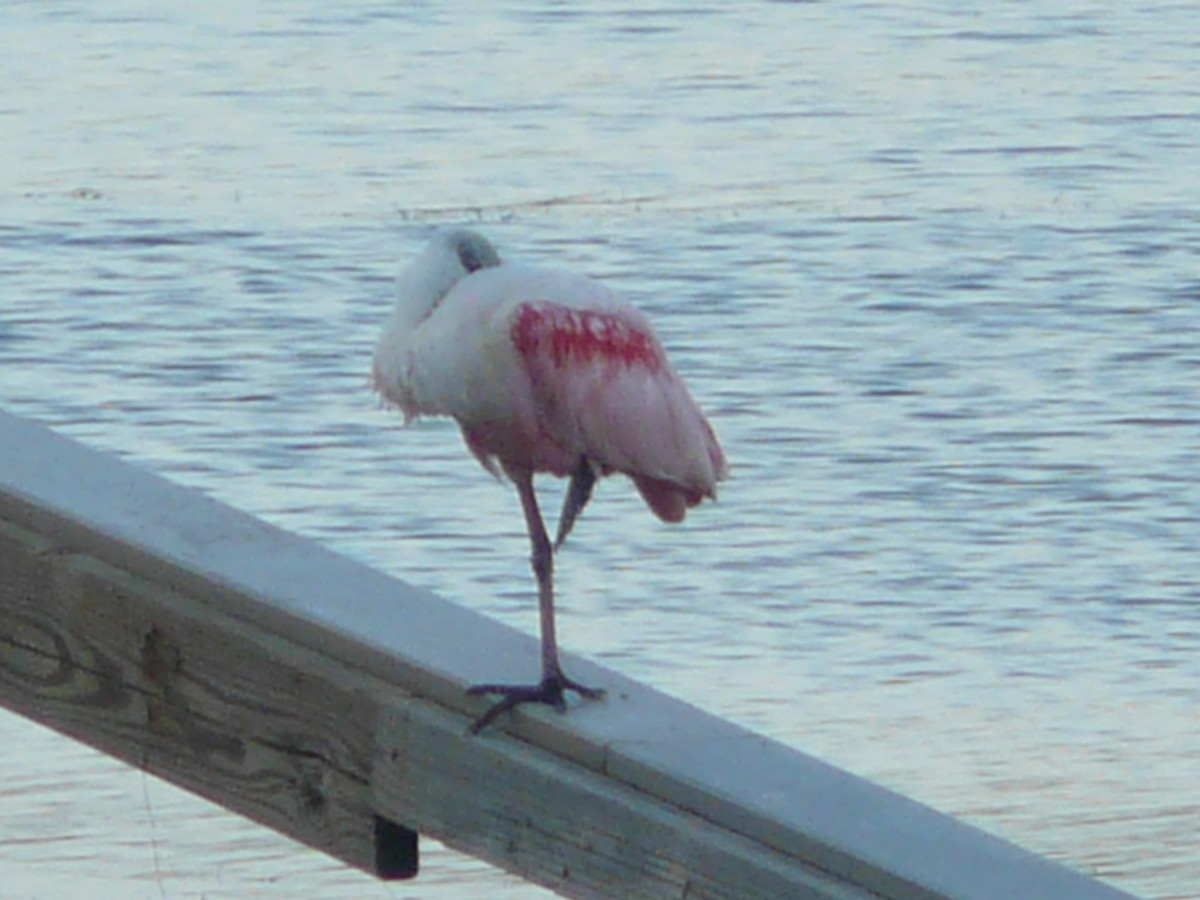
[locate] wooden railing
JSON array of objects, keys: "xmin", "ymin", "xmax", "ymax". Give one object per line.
[{"xmin": 0, "ymin": 409, "xmax": 1133, "ymax": 899}]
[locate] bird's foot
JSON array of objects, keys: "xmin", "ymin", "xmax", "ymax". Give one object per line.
[{"xmin": 467, "ymin": 672, "xmax": 604, "ymax": 735}]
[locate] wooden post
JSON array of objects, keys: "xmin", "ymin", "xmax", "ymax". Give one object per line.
[{"xmin": 0, "ymin": 409, "xmax": 1134, "ymax": 899}]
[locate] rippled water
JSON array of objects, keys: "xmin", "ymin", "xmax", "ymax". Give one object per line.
[{"xmin": 3, "ymin": 2, "xmax": 1199, "ymax": 898}]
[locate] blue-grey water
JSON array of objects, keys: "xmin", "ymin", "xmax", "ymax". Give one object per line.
[{"xmin": 2, "ymin": 2, "xmax": 1198, "ymax": 898}]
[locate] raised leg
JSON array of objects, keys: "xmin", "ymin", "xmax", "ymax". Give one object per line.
[
  {"xmin": 554, "ymin": 456, "xmax": 596, "ymax": 550},
  {"xmin": 468, "ymin": 468, "xmax": 603, "ymax": 734}
]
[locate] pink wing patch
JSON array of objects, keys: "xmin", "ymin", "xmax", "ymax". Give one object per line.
[
  {"xmin": 512, "ymin": 304, "xmax": 663, "ymax": 372},
  {"xmin": 511, "ymin": 301, "xmax": 726, "ymax": 521}
]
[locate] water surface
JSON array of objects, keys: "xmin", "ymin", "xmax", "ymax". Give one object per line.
[{"xmin": 2, "ymin": 2, "xmax": 1198, "ymax": 897}]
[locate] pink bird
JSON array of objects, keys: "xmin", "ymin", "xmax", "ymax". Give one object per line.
[{"xmin": 372, "ymin": 229, "xmax": 728, "ymax": 733}]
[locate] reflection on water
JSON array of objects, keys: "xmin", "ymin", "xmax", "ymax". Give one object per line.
[{"xmin": 3, "ymin": 1, "xmax": 1199, "ymax": 898}]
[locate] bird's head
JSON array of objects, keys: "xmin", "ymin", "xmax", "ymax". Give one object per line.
[
  {"xmin": 396, "ymin": 228, "xmax": 501, "ymax": 320},
  {"xmin": 440, "ymin": 228, "xmax": 502, "ymax": 276},
  {"xmin": 374, "ymin": 228, "xmax": 502, "ymax": 405}
]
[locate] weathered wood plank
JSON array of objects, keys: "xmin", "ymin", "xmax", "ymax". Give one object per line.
[
  {"xmin": 374, "ymin": 701, "xmax": 871, "ymax": 900},
  {"xmin": 0, "ymin": 517, "xmax": 416, "ymax": 878},
  {"xmin": 0, "ymin": 512, "xmax": 863, "ymax": 898},
  {"xmin": 0, "ymin": 408, "xmax": 1137, "ymax": 899}
]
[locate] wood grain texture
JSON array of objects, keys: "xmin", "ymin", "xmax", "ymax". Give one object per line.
[
  {"xmin": 0, "ymin": 410, "xmax": 1136, "ymax": 900},
  {"xmin": 375, "ymin": 700, "xmax": 872, "ymax": 900},
  {"xmin": 0, "ymin": 515, "xmax": 869, "ymax": 898},
  {"xmin": 0, "ymin": 518, "xmax": 416, "ymax": 879}
]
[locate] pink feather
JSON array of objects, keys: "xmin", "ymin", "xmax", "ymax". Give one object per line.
[{"xmin": 374, "ymin": 232, "xmax": 727, "ymax": 521}]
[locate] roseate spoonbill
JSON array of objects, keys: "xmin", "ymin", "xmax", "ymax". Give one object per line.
[{"xmin": 372, "ymin": 229, "xmax": 727, "ymax": 733}]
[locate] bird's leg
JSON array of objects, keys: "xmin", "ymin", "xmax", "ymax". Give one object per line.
[
  {"xmin": 468, "ymin": 470, "xmax": 604, "ymax": 734},
  {"xmin": 554, "ymin": 457, "xmax": 596, "ymax": 550}
]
